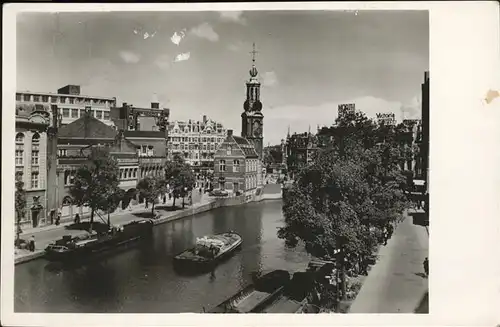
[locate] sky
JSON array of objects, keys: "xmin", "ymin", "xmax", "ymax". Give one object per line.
[{"xmin": 17, "ymin": 10, "xmax": 429, "ymax": 145}]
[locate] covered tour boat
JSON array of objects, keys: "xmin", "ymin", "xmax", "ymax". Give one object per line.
[
  {"xmin": 44, "ymin": 219, "xmax": 154, "ymax": 262},
  {"xmin": 173, "ymin": 232, "xmax": 242, "ymax": 268}
]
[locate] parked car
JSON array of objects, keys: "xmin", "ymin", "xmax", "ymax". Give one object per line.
[{"xmin": 209, "ymin": 189, "xmax": 229, "ymax": 197}]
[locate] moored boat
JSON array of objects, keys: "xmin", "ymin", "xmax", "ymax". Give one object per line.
[
  {"xmin": 173, "ymin": 232, "xmax": 242, "ymax": 269},
  {"xmin": 44, "ymin": 219, "xmax": 154, "ymax": 262},
  {"xmin": 259, "ymin": 271, "xmax": 315, "ymax": 313},
  {"xmin": 209, "ymin": 270, "xmax": 291, "ymax": 313}
]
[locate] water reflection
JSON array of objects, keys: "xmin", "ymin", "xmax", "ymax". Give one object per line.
[{"xmin": 15, "ymin": 200, "xmax": 310, "ymax": 313}]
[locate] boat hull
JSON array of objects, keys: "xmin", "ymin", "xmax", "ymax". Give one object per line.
[
  {"xmin": 44, "ymin": 220, "xmax": 153, "ymax": 262},
  {"xmin": 173, "ymin": 233, "xmax": 243, "ymax": 271}
]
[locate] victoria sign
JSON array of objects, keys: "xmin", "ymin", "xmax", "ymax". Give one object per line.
[{"xmin": 376, "ymin": 112, "xmax": 396, "ymax": 126}]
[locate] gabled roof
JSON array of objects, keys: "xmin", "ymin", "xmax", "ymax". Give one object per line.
[
  {"xmin": 230, "ymin": 136, "xmax": 258, "ymax": 158},
  {"xmin": 59, "ymin": 114, "xmax": 118, "ymax": 139},
  {"xmin": 233, "ymin": 136, "xmax": 250, "ymax": 145}
]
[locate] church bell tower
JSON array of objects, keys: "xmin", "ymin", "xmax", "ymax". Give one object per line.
[{"xmin": 241, "ymin": 43, "xmax": 264, "ymax": 160}]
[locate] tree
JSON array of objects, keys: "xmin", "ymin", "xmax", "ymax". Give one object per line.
[
  {"xmin": 165, "ymin": 154, "xmax": 184, "ymax": 208},
  {"xmin": 165, "ymin": 155, "xmax": 196, "ymax": 209},
  {"xmin": 69, "ymin": 147, "xmax": 121, "ymax": 232},
  {"xmin": 103, "ymin": 189, "xmax": 125, "ymax": 226},
  {"xmin": 136, "ymin": 176, "xmax": 167, "ymax": 216},
  {"xmin": 279, "ymin": 110, "xmax": 410, "ymax": 307},
  {"xmin": 15, "ymin": 176, "xmax": 27, "ymax": 245},
  {"xmin": 176, "ymin": 165, "xmax": 196, "ymax": 208}
]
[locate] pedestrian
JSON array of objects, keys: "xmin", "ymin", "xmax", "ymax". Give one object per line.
[
  {"xmin": 423, "ymin": 257, "xmax": 429, "ymax": 277},
  {"xmin": 163, "ymin": 195, "xmax": 167, "ymax": 204},
  {"xmin": 145, "ymin": 199, "xmax": 149, "ymax": 209},
  {"xmin": 387, "ymin": 223, "xmax": 394, "ymax": 240},
  {"xmin": 74, "ymin": 213, "xmax": 80, "ymax": 224},
  {"xmin": 55, "ymin": 212, "xmax": 61, "ymax": 226},
  {"xmin": 29, "ymin": 235, "xmax": 35, "ymax": 252}
]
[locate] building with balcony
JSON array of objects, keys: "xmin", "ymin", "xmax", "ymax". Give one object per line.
[
  {"xmin": 284, "ymin": 131, "xmax": 321, "ymax": 179},
  {"xmin": 16, "ymin": 84, "xmax": 117, "ymax": 127},
  {"xmin": 15, "ymin": 104, "xmax": 52, "ymax": 228},
  {"xmin": 213, "ymin": 130, "xmax": 262, "ymax": 195},
  {"xmin": 167, "ymin": 115, "xmax": 227, "ymax": 174}
]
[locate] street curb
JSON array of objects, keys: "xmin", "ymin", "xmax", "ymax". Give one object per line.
[{"xmin": 15, "ymin": 250, "xmax": 45, "ymax": 265}]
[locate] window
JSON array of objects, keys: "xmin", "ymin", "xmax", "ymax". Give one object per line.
[
  {"xmin": 71, "ymin": 109, "xmax": 78, "ymax": 118},
  {"xmin": 15, "ymin": 133, "xmax": 25, "ymax": 164},
  {"xmin": 16, "ymin": 146, "xmax": 24, "ymax": 165},
  {"xmin": 62, "ymin": 108, "xmax": 70, "ymax": 118},
  {"xmin": 91, "ymin": 110, "xmax": 95, "ymax": 117},
  {"xmin": 60, "ymin": 97, "xmax": 67, "ymax": 104},
  {"xmin": 42, "ymin": 95, "xmax": 49, "ymax": 102},
  {"xmin": 233, "ymin": 160, "xmax": 240, "ymax": 172},
  {"xmin": 31, "ymin": 133, "xmax": 40, "ymax": 165},
  {"xmin": 58, "ymin": 149, "xmax": 67, "ymax": 157},
  {"xmin": 226, "ymin": 146, "xmax": 231, "ymax": 156},
  {"xmin": 31, "ymin": 172, "xmax": 39, "ymax": 189},
  {"xmin": 219, "ymin": 160, "xmax": 226, "ymax": 172},
  {"xmin": 33, "ymin": 95, "xmax": 40, "ymax": 102},
  {"xmin": 23, "ymin": 94, "xmax": 31, "ymax": 101},
  {"xmin": 69, "ymin": 98, "xmax": 75, "ymax": 104},
  {"xmin": 16, "ymin": 94, "xmax": 22, "ymax": 101},
  {"xmin": 103, "ymin": 111, "xmax": 110, "ymax": 120},
  {"xmin": 51, "ymin": 96, "xmax": 58, "ymax": 103},
  {"xmin": 96, "ymin": 110, "xmax": 103, "ymax": 119}
]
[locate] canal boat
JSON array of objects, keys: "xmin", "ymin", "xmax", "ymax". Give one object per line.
[
  {"xmin": 44, "ymin": 219, "xmax": 154, "ymax": 262},
  {"xmin": 173, "ymin": 232, "xmax": 242, "ymax": 269},
  {"xmin": 208, "ymin": 270, "xmax": 291, "ymax": 313},
  {"xmin": 259, "ymin": 271, "xmax": 315, "ymax": 313}
]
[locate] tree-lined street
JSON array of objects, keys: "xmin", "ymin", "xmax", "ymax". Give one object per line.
[{"xmin": 350, "ymin": 213, "xmax": 428, "ymax": 313}]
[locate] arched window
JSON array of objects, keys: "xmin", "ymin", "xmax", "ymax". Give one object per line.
[
  {"xmin": 31, "ymin": 133, "xmax": 40, "ymax": 165},
  {"xmin": 15, "ymin": 133, "xmax": 25, "ymax": 165}
]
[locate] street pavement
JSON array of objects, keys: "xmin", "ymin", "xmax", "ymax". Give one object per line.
[{"xmin": 349, "ymin": 213, "xmax": 429, "ymax": 313}]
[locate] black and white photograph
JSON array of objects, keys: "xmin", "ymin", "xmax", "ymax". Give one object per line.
[{"xmin": 2, "ymin": 2, "xmax": 499, "ymax": 325}]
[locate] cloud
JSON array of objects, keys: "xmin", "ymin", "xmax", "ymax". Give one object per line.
[
  {"xmin": 171, "ymin": 29, "xmax": 187, "ymax": 46},
  {"xmin": 400, "ymin": 95, "xmax": 421, "ymax": 119},
  {"xmin": 190, "ymin": 23, "xmax": 219, "ymax": 42},
  {"xmin": 263, "ymin": 96, "xmax": 421, "ymax": 145},
  {"xmin": 174, "ymin": 52, "xmax": 191, "ymax": 62},
  {"xmin": 261, "ymin": 71, "xmax": 278, "ymax": 87},
  {"xmin": 219, "ymin": 11, "xmax": 247, "ymax": 25},
  {"xmin": 155, "ymin": 54, "xmax": 171, "ymax": 70},
  {"xmin": 119, "ymin": 50, "xmax": 141, "ymax": 64}
]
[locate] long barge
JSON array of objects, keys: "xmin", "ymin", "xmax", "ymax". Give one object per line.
[
  {"xmin": 173, "ymin": 232, "xmax": 242, "ymax": 270},
  {"xmin": 44, "ymin": 219, "xmax": 154, "ymax": 262}
]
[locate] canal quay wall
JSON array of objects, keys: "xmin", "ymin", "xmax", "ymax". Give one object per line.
[{"xmin": 15, "ymin": 187, "xmax": 283, "ymax": 265}]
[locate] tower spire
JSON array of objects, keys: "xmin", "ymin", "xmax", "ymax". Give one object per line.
[
  {"xmin": 250, "ymin": 42, "xmax": 258, "ymax": 63},
  {"xmin": 248, "ymin": 43, "xmax": 259, "ymax": 79}
]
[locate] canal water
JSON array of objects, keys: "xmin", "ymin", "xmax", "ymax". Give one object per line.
[{"xmin": 15, "ymin": 200, "xmax": 311, "ymax": 313}]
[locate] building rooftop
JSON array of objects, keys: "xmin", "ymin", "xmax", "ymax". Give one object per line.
[{"xmin": 59, "ymin": 114, "xmax": 118, "ymax": 139}]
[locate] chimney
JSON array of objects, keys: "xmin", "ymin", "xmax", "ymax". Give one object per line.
[
  {"xmin": 203, "ymin": 115, "xmax": 207, "ymax": 124},
  {"xmin": 123, "ymin": 102, "xmax": 127, "ymax": 108},
  {"xmin": 227, "ymin": 129, "xmax": 233, "ymax": 137},
  {"xmin": 151, "ymin": 102, "xmax": 159, "ymax": 109}
]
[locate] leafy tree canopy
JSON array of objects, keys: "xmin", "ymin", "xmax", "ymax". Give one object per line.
[
  {"xmin": 279, "ymin": 110, "xmax": 410, "ymax": 266},
  {"xmin": 69, "ymin": 147, "xmax": 122, "ymax": 226}
]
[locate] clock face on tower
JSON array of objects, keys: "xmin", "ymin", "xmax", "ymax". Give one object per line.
[{"xmin": 253, "ymin": 120, "xmax": 262, "ymax": 137}]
